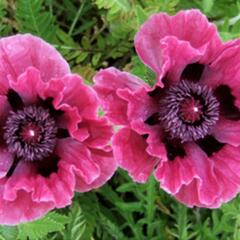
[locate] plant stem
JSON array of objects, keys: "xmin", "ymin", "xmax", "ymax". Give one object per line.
[
  {"xmin": 177, "ymin": 204, "xmax": 188, "ymax": 240},
  {"xmin": 68, "ymin": 0, "xmax": 86, "ymax": 36},
  {"xmin": 147, "ymin": 176, "xmax": 156, "ymax": 238}
]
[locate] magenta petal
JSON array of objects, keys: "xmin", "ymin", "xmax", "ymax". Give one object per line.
[
  {"xmin": 112, "ymin": 128, "xmax": 158, "ymax": 183},
  {"xmin": 77, "ymin": 117, "xmax": 113, "ymax": 148},
  {"xmin": 201, "ymin": 40, "xmax": 240, "ymax": 93},
  {"xmin": 75, "ymin": 147, "xmax": 117, "ymax": 192},
  {"xmin": 0, "ymin": 148, "xmax": 14, "ymax": 179},
  {"xmin": 135, "ymin": 10, "xmax": 221, "ymax": 83},
  {"xmin": 118, "ymin": 87, "xmax": 159, "ymax": 129},
  {"xmin": 155, "ymin": 143, "xmax": 223, "ymax": 207},
  {"xmin": 56, "ymin": 139, "xmax": 101, "ymax": 185},
  {"xmin": 144, "ymin": 129, "xmax": 167, "ymax": 162},
  {"xmin": 173, "ymin": 180, "xmax": 202, "ymax": 207},
  {"xmin": 210, "ymin": 146, "xmax": 240, "ymax": 206},
  {"xmin": 0, "ymin": 95, "xmax": 11, "ymax": 125},
  {"xmin": 0, "ymin": 98, "xmax": 10, "ymax": 172},
  {"xmin": 175, "ymin": 145, "xmax": 240, "ymax": 208},
  {"xmin": 157, "ymin": 36, "xmax": 206, "ymax": 85},
  {"xmin": 181, "ymin": 145, "xmax": 220, "ymax": 206},
  {"xmin": 0, "ymin": 158, "xmax": 75, "ymax": 225},
  {"xmin": 154, "ymin": 144, "xmax": 196, "ymax": 195},
  {"xmin": 0, "ymin": 34, "xmax": 70, "ymax": 83},
  {"xmin": 212, "ymin": 118, "xmax": 240, "ymax": 146},
  {"xmin": 60, "ymin": 74, "xmax": 98, "ymax": 119},
  {"xmin": 0, "ymin": 76, "xmax": 9, "ymax": 95},
  {"xmin": 44, "ymin": 162, "xmax": 75, "ymax": 208},
  {"xmin": 94, "ymin": 67, "xmax": 147, "ymax": 125},
  {"xmin": 0, "ymin": 183, "xmax": 54, "ymax": 225},
  {"xmin": 10, "ymin": 67, "xmax": 45, "ymax": 104}
]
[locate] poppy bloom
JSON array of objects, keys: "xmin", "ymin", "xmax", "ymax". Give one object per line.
[
  {"xmin": 0, "ymin": 34, "xmax": 116, "ymax": 225},
  {"xmin": 94, "ymin": 10, "xmax": 240, "ymax": 208}
]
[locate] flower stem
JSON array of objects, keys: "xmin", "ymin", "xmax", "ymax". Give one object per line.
[
  {"xmin": 146, "ymin": 176, "xmax": 156, "ymax": 237},
  {"xmin": 68, "ymin": 0, "xmax": 86, "ymax": 36}
]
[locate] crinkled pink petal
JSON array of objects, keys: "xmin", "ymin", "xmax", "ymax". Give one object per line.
[
  {"xmin": 156, "ymin": 36, "xmax": 207, "ymax": 85},
  {"xmin": 17, "ymin": 69, "xmax": 81, "ymax": 136},
  {"xmin": 77, "ymin": 117, "xmax": 113, "ymax": 148},
  {"xmin": 60, "ymin": 74, "xmax": 99, "ymax": 119},
  {"xmin": 43, "ymin": 162, "xmax": 75, "ymax": 208},
  {"xmin": 158, "ymin": 143, "xmax": 222, "ymax": 207},
  {"xmin": 212, "ymin": 118, "xmax": 240, "ymax": 147},
  {"xmin": 201, "ymin": 40, "xmax": 240, "ymax": 104},
  {"xmin": 180, "ymin": 145, "xmax": 220, "ymax": 206},
  {"xmin": 116, "ymin": 86, "xmax": 168, "ymax": 161},
  {"xmin": 173, "ymin": 180, "xmax": 202, "ymax": 207},
  {"xmin": 59, "ymin": 106, "xmax": 84, "ymax": 141},
  {"xmin": 112, "ymin": 127, "xmax": 158, "ymax": 183},
  {"xmin": 0, "ymin": 95, "xmax": 11, "ymax": 125},
  {"xmin": 0, "ymin": 181, "xmax": 54, "ymax": 225},
  {"xmin": 75, "ymin": 147, "xmax": 117, "ymax": 192},
  {"xmin": 0, "ymin": 34, "xmax": 70, "ymax": 84},
  {"xmin": 0, "ymin": 85, "xmax": 10, "ymax": 170},
  {"xmin": 40, "ymin": 77, "xmax": 82, "ymax": 136},
  {"xmin": 118, "ymin": 86, "xmax": 159, "ymax": 130},
  {"xmin": 41, "ymin": 77, "xmax": 65, "ymax": 101},
  {"xmin": 135, "ymin": 9, "xmax": 222, "ymax": 85},
  {"xmin": 0, "ymin": 158, "xmax": 76, "ymax": 225},
  {"xmin": 145, "ymin": 128, "xmax": 168, "ymax": 161},
  {"xmin": 10, "ymin": 66, "xmax": 66, "ymax": 107},
  {"xmin": 175, "ymin": 145, "xmax": 240, "ymax": 208},
  {"xmin": 210, "ymin": 145, "xmax": 240, "ymax": 206},
  {"xmin": 0, "ymin": 147, "xmax": 14, "ymax": 179},
  {"xmin": 155, "ymin": 143, "xmax": 196, "ymax": 195},
  {"xmin": 56, "ymin": 139, "xmax": 101, "ymax": 185},
  {"xmin": 114, "ymin": 84, "xmax": 168, "ymax": 161},
  {"xmin": 94, "ymin": 67, "xmax": 147, "ymax": 125},
  {"xmin": 0, "ymin": 76, "xmax": 9, "ymax": 95},
  {"xmin": 56, "ymin": 139, "xmax": 116, "ymax": 192},
  {"xmin": 9, "ymin": 67, "xmax": 45, "ymax": 104}
]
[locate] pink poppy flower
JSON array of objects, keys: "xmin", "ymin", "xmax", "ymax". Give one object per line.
[
  {"xmin": 94, "ymin": 10, "xmax": 240, "ymax": 208},
  {"xmin": 0, "ymin": 34, "xmax": 116, "ymax": 225}
]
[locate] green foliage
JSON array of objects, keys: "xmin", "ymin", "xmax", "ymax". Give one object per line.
[
  {"xmin": 16, "ymin": 0, "xmax": 57, "ymax": 42},
  {"xmin": 1, "ymin": 0, "xmax": 240, "ymax": 239},
  {"xmin": 0, "ymin": 212, "xmax": 69, "ymax": 240},
  {"xmin": 95, "ymin": 0, "xmax": 131, "ymax": 17},
  {"xmin": 0, "ymin": 0, "xmax": 11, "ymax": 36},
  {"xmin": 18, "ymin": 212, "xmax": 69, "ymax": 240},
  {"xmin": 63, "ymin": 203, "xmax": 87, "ymax": 240}
]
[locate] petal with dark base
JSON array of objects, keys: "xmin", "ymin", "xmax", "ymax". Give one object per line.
[
  {"xmin": 135, "ymin": 10, "xmax": 222, "ymax": 85},
  {"xmin": 94, "ymin": 67, "xmax": 148, "ymax": 125},
  {"xmin": 113, "ymin": 128, "xmax": 158, "ymax": 183}
]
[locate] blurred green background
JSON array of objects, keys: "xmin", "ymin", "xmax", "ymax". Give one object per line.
[{"xmin": 1, "ymin": 0, "xmax": 240, "ymax": 239}]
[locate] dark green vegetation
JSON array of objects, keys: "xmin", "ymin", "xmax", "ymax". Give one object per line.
[{"xmin": 1, "ymin": 0, "xmax": 240, "ymax": 239}]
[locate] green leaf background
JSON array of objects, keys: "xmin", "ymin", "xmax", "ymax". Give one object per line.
[{"xmin": 0, "ymin": 0, "xmax": 240, "ymax": 239}]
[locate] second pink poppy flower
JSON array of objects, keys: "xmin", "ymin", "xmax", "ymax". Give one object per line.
[{"xmin": 94, "ymin": 10, "xmax": 240, "ymax": 208}]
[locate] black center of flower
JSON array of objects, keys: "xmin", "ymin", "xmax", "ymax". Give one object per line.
[
  {"xmin": 159, "ymin": 80, "xmax": 220, "ymax": 142},
  {"xmin": 4, "ymin": 105, "xmax": 58, "ymax": 161}
]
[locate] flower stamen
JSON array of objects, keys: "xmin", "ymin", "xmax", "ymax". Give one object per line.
[
  {"xmin": 4, "ymin": 106, "xmax": 58, "ymax": 161},
  {"xmin": 160, "ymin": 80, "xmax": 220, "ymax": 142}
]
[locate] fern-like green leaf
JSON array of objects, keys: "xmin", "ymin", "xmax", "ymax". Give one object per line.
[
  {"xmin": 63, "ymin": 203, "xmax": 87, "ymax": 240},
  {"xmin": 94, "ymin": 0, "xmax": 130, "ymax": 18},
  {"xmin": 16, "ymin": 0, "xmax": 56, "ymax": 42},
  {"xmin": 0, "ymin": 0, "xmax": 10, "ymax": 36},
  {"xmin": 0, "ymin": 226, "xmax": 18, "ymax": 240},
  {"xmin": 98, "ymin": 213, "xmax": 125, "ymax": 240},
  {"xmin": 18, "ymin": 212, "xmax": 69, "ymax": 240}
]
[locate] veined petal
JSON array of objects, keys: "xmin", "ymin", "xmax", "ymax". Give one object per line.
[
  {"xmin": 94, "ymin": 67, "xmax": 148, "ymax": 125},
  {"xmin": 112, "ymin": 128, "xmax": 158, "ymax": 183},
  {"xmin": 135, "ymin": 9, "xmax": 222, "ymax": 85}
]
